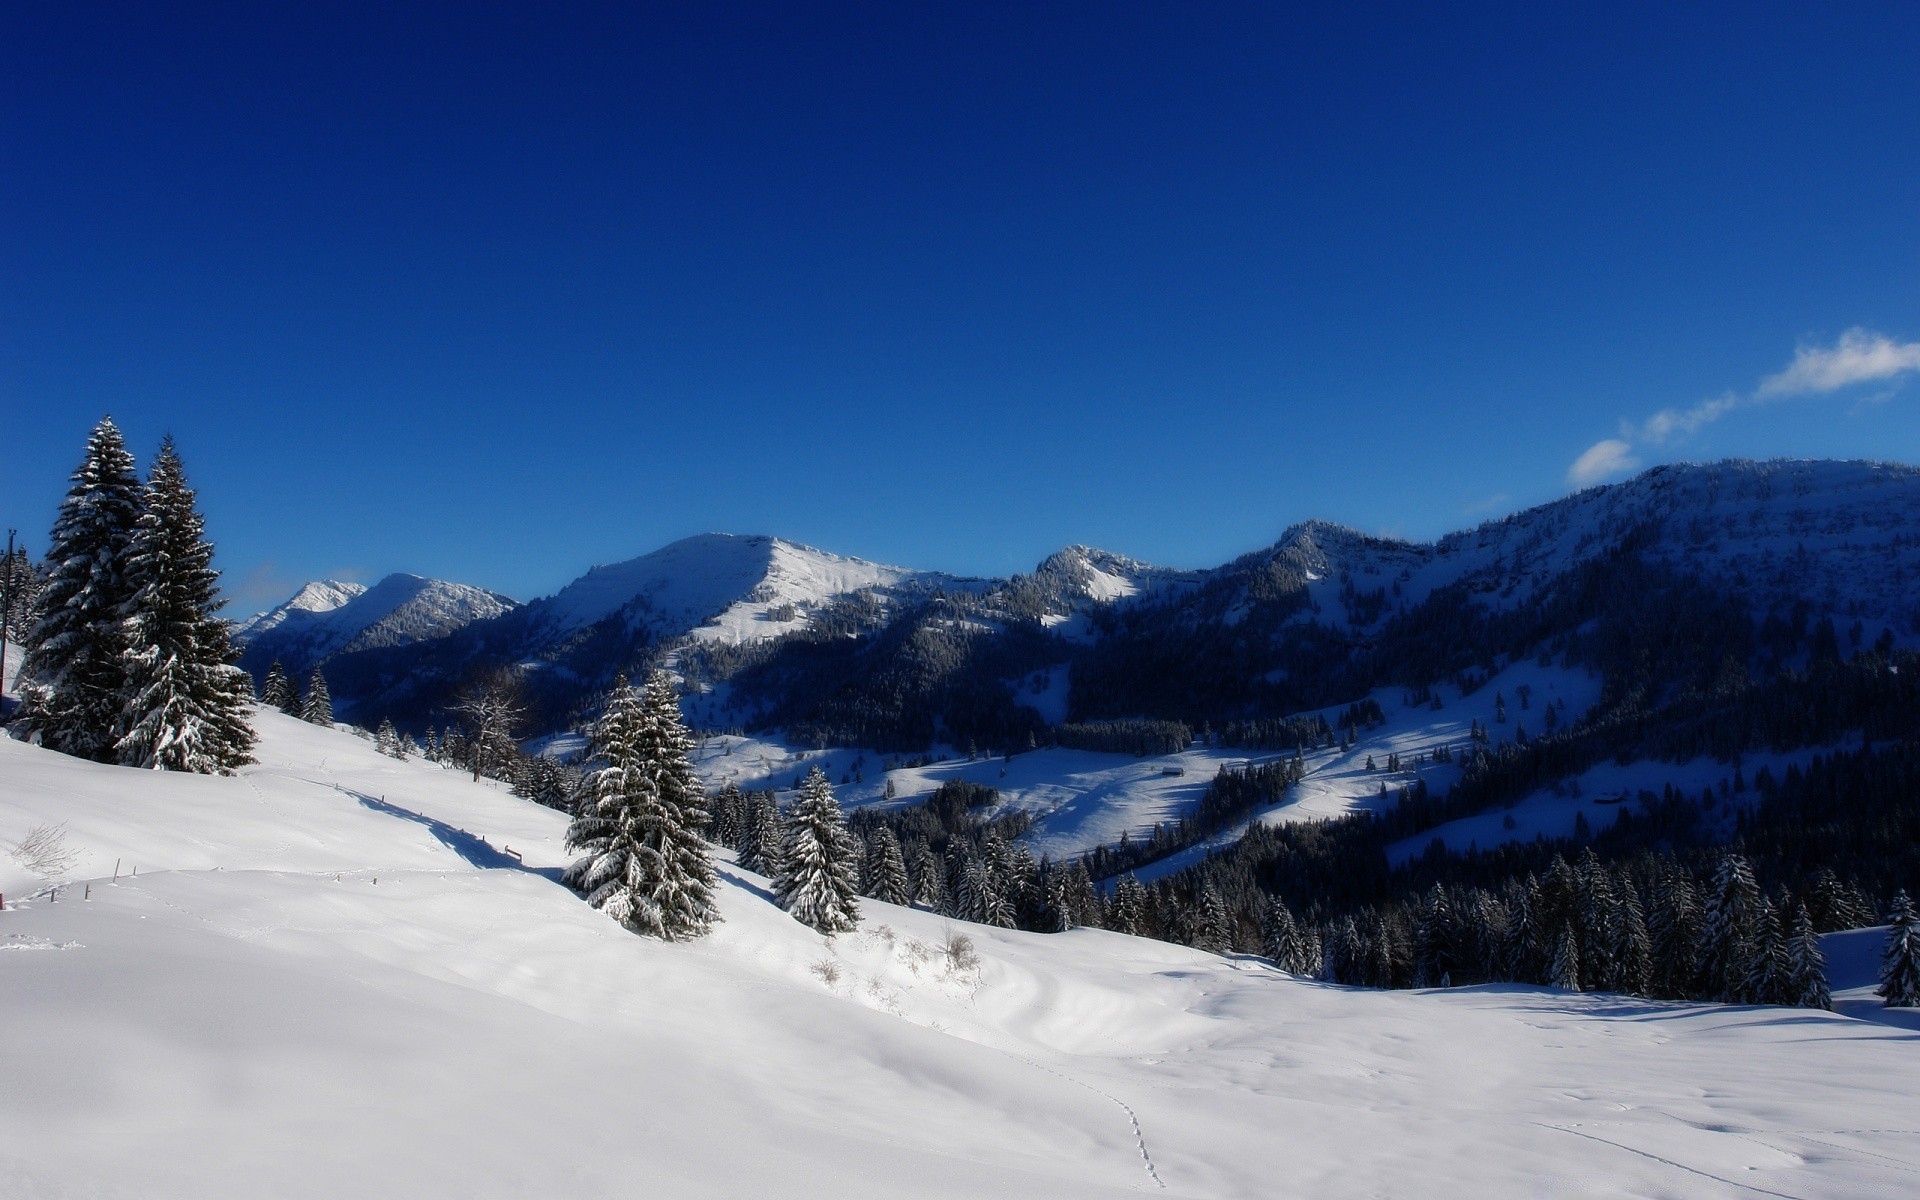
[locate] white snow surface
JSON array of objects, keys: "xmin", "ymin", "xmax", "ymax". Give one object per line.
[{"xmin": 3, "ymin": 712, "xmax": 1919, "ymax": 1198}]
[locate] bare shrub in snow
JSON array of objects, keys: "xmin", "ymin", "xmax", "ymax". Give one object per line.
[
  {"xmin": 943, "ymin": 929, "xmax": 980, "ymax": 973},
  {"xmin": 810, "ymin": 957, "xmax": 842, "ymax": 987},
  {"xmin": 10, "ymin": 824, "xmax": 80, "ymax": 879}
]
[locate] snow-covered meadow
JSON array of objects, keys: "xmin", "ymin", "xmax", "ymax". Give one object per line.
[{"xmin": 3, "ymin": 703, "xmax": 1918, "ymax": 1198}]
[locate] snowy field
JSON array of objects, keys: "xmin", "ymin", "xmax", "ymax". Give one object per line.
[{"xmin": 3, "ymin": 701, "xmax": 1919, "ymax": 1198}]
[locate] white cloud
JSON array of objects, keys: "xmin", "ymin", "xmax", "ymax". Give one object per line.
[
  {"xmin": 1566, "ymin": 439, "xmax": 1640, "ymax": 487},
  {"xmin": 1566, "ymin": 328, "xmax": 1917, "ymax": 489},
  {"xmin": 1758, "ymin": 328, "xmax": 1920, "ymax": 398},
  {"xmin": 1638, "ymin": 393, "xmax": 1739, "ymax": 444}
]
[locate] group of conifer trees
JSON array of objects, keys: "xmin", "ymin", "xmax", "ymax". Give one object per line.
[
  {"xmin": 257, "ymin": 659, "xmax": 336, "ymax": 726},
  {"xmin": 711, "ymin": 778, "xmax": 1102, "ymax": 934},
  {"xmin": 1249, "ymin": 850, "xmax": 1839, "ymax": 1006},
  {"xmin": 15, "ymin": 418, "xmax": 255, "ymax": 774},
  {"xmin": 557, "ymin": 671, "xmax": 866, "ymax": 941}
]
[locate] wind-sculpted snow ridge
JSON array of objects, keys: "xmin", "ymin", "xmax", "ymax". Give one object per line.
[
  {"xmin": 234, "ymin": 573, "xmax": 518, "ymax": 679},
  {"xmin": 2, "ymin": 710, "xmax": 1918, "ymax": 1198}
]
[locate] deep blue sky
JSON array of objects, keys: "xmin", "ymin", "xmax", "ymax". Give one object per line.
[{"xmin": 5, "ymin": 2, "xmax": 1918, "ymax": 610}]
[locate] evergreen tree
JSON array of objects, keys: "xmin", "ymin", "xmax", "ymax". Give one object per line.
[
  {"xmin": 259, "ymin": 660, "xmax": 294, "ymax": 711},
  {"xmin": 1194, "ymin": 883, "xmax": 1233, "ymax": 953},
  {"xmin": 113, "ymin": 438, "xmax": 256, "ymax": 773},
  {"xmin": 1697, "ymin": 853, "xmax": 1764, "ymax": 1003},
  {"xmin": 1261, "ymin": 894, "xmax": 1304, "ymax": 971},
  {"xmin": 301, "ymin": 669, "xmax": 333, "ymax": 726},
  {"xmin": 375, "ymin": 717, "xmax": 399, "ymax": 757},
  {"xmin": 773, "ymin": 766, "xmax": 862, "ymax": 934},
  {"xmin": 1739, "ymin": 898, "xmax": 1790, "ymax": 1006},
  {"xmin": 1610, "ymin": 869, "xmax": 1653, "ymax": 997},
  {"xmin": 862, "ymin": 826, "xmax": 912, "ymax": 907},
  {"xmin": 1646, "ymin": 861, "xmax": 1701, "ymax": 1000},
  {"xmin": 1550, "ymin": 922, "xmax": 1581, "ymax": 992},
  {"xmin": 741, "ymin": 791, "xmax": 784, "ymax": 876},
  {"xmin": 0, "ymin": 545, "xmax": 45, "ymax": 642},
  {"xmin": 1879, "ymin": 890, "xmax": 1920, "ymax": 1007},
  {"xmin": 908, "ymin": 840, "xmax": 945, "ymax": 909},
  {"xmin": 1109, "ymin": 873, "xmax": 1146, "ymax": 936},
  {"xmin": 1808, "ymin": 869, "xmax": 1876, "ymax": 932},
  {"xmin": 561, "ymin": 674, "xmax": 721, "ymax": 941},
  {"xmin": 1412, "ymin": 883, "xmax": 1455, "ymax": 987},
  {"xmin": 1783, "ymin": 901, "xmax": 1831, "ymax": 1010},
  {"xmin": 19, "ymin": 417, "xmax": 142, "ymax": 759},
  {"xmin": 1037, "ymin": 865, "xmax": 1074, "ymax": 933},
  {"xmin": 708, "ymin": 782, "xmax": 746, "ymax": 849}
]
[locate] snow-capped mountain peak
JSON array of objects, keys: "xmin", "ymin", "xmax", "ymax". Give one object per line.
[
  {"xmin": 234, "ymin": 579, "xmax": 366, "ymax": 638},
  {"xmin": 533, "ymin": 533, "xmax": 925, "ymax": 645}
]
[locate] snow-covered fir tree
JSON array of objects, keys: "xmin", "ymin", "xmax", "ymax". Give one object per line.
[
  {"xmin": 772, "ymin": 766, "xmax": 861, "ymax": 934},
  {"xmin": 740, "ymin": 791, "xmax": 784, "ymax": 876},
  {"xmin": 19, "ymin": 417, "xmax": 142, "ymax": 760},
  {"xmin": 1879, "ymin": 890, "xmax": 1920, "ymax": 1007},
  {"xmin": 2, "ymin": 546, "xmax": 46, "ymax": 642},
  {"xmin": 1646, "ymin": 862, "xmax": 1701, "ymax": 999},
  {"xmin": 114, "ymin": 438, "xmax": 256, "ymax": 773},
  {"xmin": 1739, "ymin": 897, "xmax": 1790, "ymax": 1007},
  {"xmin": 1808, "ymin": 869, "xmax": 1876, "ymax": 932},
  {"xmin": 1697, "ymin": 853, "xmax": 1764, "ymax": 1002},
  {"xmin": 259, "ymin": 660, "xmax": 294, "ymax": 711},
  {"xmin": 561, "ymin": 673, "xmax": 720, "ymax": 941},
  {"xmin": 1109, "ymin": 873, "xmax": 1146, "ymax": 936},
  {"xmin": 1550, "ymin": 923, "xmax": 1581, "ymax": 992},
  {"xmin": 301, "ymin": 669, "xmax": 333, "ymax": 726},
  {"xmin": 708, "ymin": 781, "xmax": 745, "ymax": 848},
  {"xmin": 1260, "ymin": 894, "xmax": 1303, "ymax": 970},
  {"xmin": 1784, "ymin": 901, "xmax": 1831, "ymax": 1010},
  {"xmin": 1193, "ymin": 883, "xmax": 1234, "ymax": 953},
  {"xmin": 375, "ymin": 717, "xmax": 399, "ymax": 757},
  {"xmin": 908, "ymin": 840, "xmax": 944, "ymax": 910},
  {"xmin": 861, "ymin": 826, "xmax": 911, "ymax": 907}
]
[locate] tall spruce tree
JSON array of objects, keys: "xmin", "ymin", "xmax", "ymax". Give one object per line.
[
  {"xmin": 1109, "ymin": 873, "xmax": 1146, "ymax": 936},
  {"xmin": 1784, "ymin": 901, "xmax": 1831, "ymax": 1010},
  {"xmin": 114, "ymin": 438, "xmax": 256, "ymax": 773},
  {"xmin": 259, "ymin": 660, "xmax": 294, "ymax": 711},
  {"xmin": 20, "ymin": 417, "xmax": 142, "ymax": 759},
  {"xmin": 1194, "ymin": 883, "xmax": 1233, "ymax": 953},
  {"xmin": 1697, "ymin": 853, "xmax": 1765, "ymax": 1002},
  {"xmin": 301, "ymin": 669, "xmax": 333, "ymax": 726},
  {"xmin": 741, "ymin": 791, "xmax": 784, "ymax": 876},
  {"xmin": 1550, "ymin": 923, "xmax": 1582, "ymax": 992},
  {"xmin": 908, "ymin": 840, "xmax": 944, "ymax": 910},
  {"xmin": 862, "ymin": 826, "xmax": 912, "ymax": 907},
  {"xmin": 773, "ymin": 766, "xmax": 861, "ymax": 934},
  {"xmin": 562, "ymin": 674, "xmax": 720, "ymax": 941},
  {"xmin": 1879, "ymin": 890, "xmax": 1920, "ymax": 1007}
]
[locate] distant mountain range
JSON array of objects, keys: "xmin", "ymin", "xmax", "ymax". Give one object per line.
[
  {"xmin": 237, "ymin": 459, "xmax": 1920, "ymax": 742},
  {"xmin": 233, "ymin": 574, "xmax": 517, "ymax": 683}
]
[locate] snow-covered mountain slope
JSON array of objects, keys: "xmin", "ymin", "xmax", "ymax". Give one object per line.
[
  {"xmin": 232, "ymin": 578, "xmax": 366, "ymax": 639},
  {"xmin": 690, "ymin": 656, "xmax": 1606, "ymax": 869},
  {"xmin": 3, "ymin": 715, "xmax": 1918, "ymax": 1198},
  {"xmin": 1032, "ymin": 544, "xmax": 1198, "ymax": 607},
  {"xmin": 529, "ymin": 532, "xmax": 934, "ymax": 645},
  {"xmin": 234, "ymin": 573, "xmax": 517, "ymax": 678}
]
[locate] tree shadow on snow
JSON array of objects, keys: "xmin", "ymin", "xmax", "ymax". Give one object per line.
[{"xmin": 348, "ymin": 790, "xmax": 564, "ymax": 883}]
